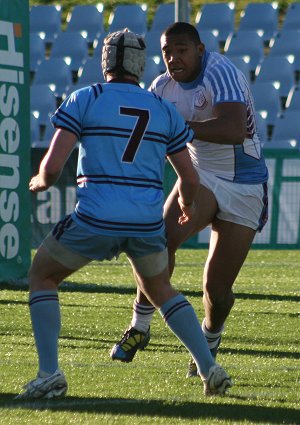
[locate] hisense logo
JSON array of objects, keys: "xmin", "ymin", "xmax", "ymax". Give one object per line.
[{"xmin": 0, "ymin": 20, "xmax": 24, "ymax": 259}]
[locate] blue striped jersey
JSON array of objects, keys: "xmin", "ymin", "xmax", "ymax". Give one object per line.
[
  {"xmin": 50, "ymin": 82, "xmax": 193, "ymax": 236},
  {"xmin": 150, "ymin": 51, "xmax": 268, "ymax": 184}
]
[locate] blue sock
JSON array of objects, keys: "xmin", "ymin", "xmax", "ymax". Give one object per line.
[
  {"xmin": 159, "ymin": 294, "xmax": 214, "ymax": 378},
  {"xmin": 29, "ymin": 291, "xmax": 61, "ymax": 375}
]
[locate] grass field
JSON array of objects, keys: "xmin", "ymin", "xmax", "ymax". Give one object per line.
[{"xmin": 0, "ymin": 249, "xmax": 299, "ymax": 424}]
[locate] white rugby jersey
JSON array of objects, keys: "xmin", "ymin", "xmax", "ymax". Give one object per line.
[{"xmin": 150, "ymin": 51, "xmax": 268, "ymax": 184}]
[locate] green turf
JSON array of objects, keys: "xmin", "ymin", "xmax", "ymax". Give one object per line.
[{"xmin": 0, "ymin": 249, "xmax": 299, "ymax": 424}]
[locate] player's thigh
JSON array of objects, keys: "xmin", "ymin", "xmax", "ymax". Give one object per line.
[
  {"xmin": 204, "ymin": 218, "xmax": 256, "ymax": 292},
  {"xmin": 164, "ymin": 182, "xmax": 217, "ymax": 250},
  {"xmin": 29, "ymin": 245, "xmax": 77, "ymax": 290},
  {"xmin": 29, "ymin": 220, "xmax": 95, "ymax": 289},
  {"xmin": 129, "ymin": 247, "xmax": 176, "ymax": 307},
  {"xmin": 128, "ymin": 247, "xmax": 168, "ymax": 279}
]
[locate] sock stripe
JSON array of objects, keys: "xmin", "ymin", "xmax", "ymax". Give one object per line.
[
  {"xmin": 133, "ymin": 305, "xmax": 155, "ymax": 315},
  {"xmin": 133, "ymin": 300, "xmax": 155, "ymax": 315},
  {"xmin": 133, "ymin": 309, "xmax": 155, "ymax": 316},
  {"xmin": 29, "ymin": 294, "xmax": 59, "ymax": 306},
  {"xmin": 162, "ymin": 300, "xmax": 190, "ymax": 322},
  {"xmin": 206, "ymin": 335, "xmax": 221, "ymax": 343},
  {"xmin": 134, "ymin": 304, "xmax": 156, "ymax": 311}
]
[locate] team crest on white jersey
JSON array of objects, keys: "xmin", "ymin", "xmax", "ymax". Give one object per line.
[{"xmin": 194, "ymin": 89, "xmax": 208, "ymax": 110}]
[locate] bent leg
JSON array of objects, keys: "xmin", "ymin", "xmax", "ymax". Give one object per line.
[
  {"xmin": 203, "ymin": 218, "xmax": 256, "ymax": 332},
  {"xmin": 113, "ymin": 182, "xmax": 218, "ymax": 363},
  {"xmin": 133, "ymin": 266, "xmax": 176, "ymax": 309},
  {"xmin": 29, "ymin": 245, "xmax": 76, "ymax": 291},
  {"xmin": 164, "ymin": 182, "xmax": 218, "ymax": 276},
  {"xmin": 135, "ymin": 267, "xmax": 215, "ymax": 378},
  {"xmin": 133, "ymin": 182, "xmax": 217, "ymax": 321}
]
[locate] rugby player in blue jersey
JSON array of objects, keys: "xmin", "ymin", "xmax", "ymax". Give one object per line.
[
  {"xmin": 111, "ymin": 22, "xmax": 269, "ymax": 377},
  {"xmin": 16, "ymin": 29, "xmax": 231, "ymax": 400}
]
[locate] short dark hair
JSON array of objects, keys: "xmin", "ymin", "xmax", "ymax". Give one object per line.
[{"xmin": 163, "ymin": 22, "xmax": 201, "ymax": 44}]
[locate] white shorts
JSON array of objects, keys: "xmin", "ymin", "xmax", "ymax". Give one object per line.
[{"xmin": 198, "ymin": 169, "xmax": 268, "ymax": 231}]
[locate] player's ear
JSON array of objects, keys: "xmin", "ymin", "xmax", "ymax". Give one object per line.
[{"xmin": 198, "ymin": 42, "xmax": 205, "ymax": 56}]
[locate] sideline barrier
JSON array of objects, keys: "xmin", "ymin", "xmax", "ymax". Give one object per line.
[
  {"xmin": 0, "ymin": 0, "xmax": 30, "ymax": 282},
  {"xmin": 30, "ymin": 149, "xmax": 300, "ymax": 249}
]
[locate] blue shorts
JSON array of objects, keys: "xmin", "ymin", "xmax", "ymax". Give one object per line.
[{"xmin": 43, "ymin": 215, "xmax": 168, "ymax": 277}]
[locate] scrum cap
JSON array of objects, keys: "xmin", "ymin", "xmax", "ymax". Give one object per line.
[{"xmin": 102, "ymin": 28, "xmax": 146, "ymax": 80}]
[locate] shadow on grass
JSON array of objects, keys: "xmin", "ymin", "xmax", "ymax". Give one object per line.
[
  {"xmin": 2, "ymin": 282, "xmax": 300, "ymax": 303},
  {"xmin": 213, "ymin": 346, "xmax": 299, "ymax": 360},
  {"xmin": 1, "ymin": 332, "xmax": 297, "ymax": 361},
  {"xmin": 146, "ymin": 343, "xmax": 300, "ymax": 360},
  {"xmin": 0, "ymin": 299, "xmax": 28, "ymax": 305},
  {"xmin": 0, "ymin": 394, "xmax": 299, "ymax": 423}
]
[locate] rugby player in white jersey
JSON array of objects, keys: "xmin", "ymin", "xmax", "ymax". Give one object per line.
[
  {"xmin": 15, "ymin": 28, "xmax": 232, "ymax": 400},
  {"xmin": 111, "ymin": 22, "xmax": 269, "ymax": 377}
]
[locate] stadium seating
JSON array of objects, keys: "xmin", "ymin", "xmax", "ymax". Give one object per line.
[
  {"xmin": 285, "ymin": 84, "xmax": 300, "ymax": 110},
  {"xmin": 28, "ymin": 2, "xmax": 298, "ymax": 150},
  {"xmin": 42, "ymin": 120, "xmax": 56, "ymax": 147},
  {"xmin": 255, "ymin": 55, "xmax": 296, "ymax": 100},
  {"xmin": 30, "ymin": 84, "xmax": 57, "ymax": 127},
  {"xmin": 108, "ymin": 4, "xmax": 148, "ymax": 35},
  {"xmin": 151, "ymin": 3, "xmax": 184, "ymax": 31},
  {"xmin": 30, "ymin": 113, "xmax": 41, "ymax": 147},
  {"xmin": 50, "ymin": 32, "xmax": 89, "ymax": 73},
  {"xmin": 32, "ymin": 58, "xmax": 73, "ymax": 98},
  {"xmin": 282, "ymin": 2, "xmax": 300, "ymax": 31},
  {"xmin": 30, "ymin": 32, "xmax": 45, "ymax": 73},
  {"xmin": 30, "ymin": 5, "xmax": 62, "ymax": 45},
  {"xmin": 195, "ymin": 2, "xmax": 235, "ymax": 45},
  {"xmin": 199, "ymin": 31, "xmax": 220, "ymax": 52},
  {"xmin": 251, "ymin": 81, "xmax": 282, "ymax": 127},
  {"xmin": 268, "ymin": 30, "xmax": 300, "ymax": 73},
  {"xmin": 268, "ymin": 110, "xmax": 300, "ymax": 148},
  {"xmin": 92, "ymin": 33, "xmax": 108, "ymax": 58},
  {"xmin": 74, "ymin": 57, "xmax": 105, "ymax": 90},
  {"xmin": 141, "ymin": 56, "xmax": 165, "ymax": 89},
  {"xmin": 255, "ymin": 113, "xmax": 268, "ymax": 143},
  {"xmin": 224, "ymin": 30, "xmax": 265, "ymax": 74},
  {"xmin": 144, "ymin": 30, "xmax": 164, "ymax": 59},
  {"xmin": 65, "ymin": 4, "xmax": 105, "ymax": 45},
  {"xmin": 263, "ymin": 137, "xmax": 298, "ymax": 150},
  {"xmin": 225, "ymin": 55, "xmax": 251, "ymax": 82},
  {"xmin": 238, "ymin": 2, "xmax": 279, "ymax": 44}
]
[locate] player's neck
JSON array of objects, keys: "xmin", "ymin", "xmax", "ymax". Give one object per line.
[{"xmin": 106, "ymin": 75, "xmax": 140, "ymax": 86}]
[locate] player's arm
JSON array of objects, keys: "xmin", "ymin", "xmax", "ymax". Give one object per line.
[
  {"xmin": 167, "ymin": 148, "xmax": 199, "ymax": 224},
  {"xmin": 187, "ymin": 102, "xmax": 247, "ymax": 145},
  {"xmin": 29, "ymin": 128, "xmax": 77, "ymax": 192}
]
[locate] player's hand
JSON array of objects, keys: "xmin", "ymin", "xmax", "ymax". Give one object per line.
[
  {"xmin": 177, "ymin": 197, "xmax": 195, "ymax": 225},
  {"xmin": 29, "ymin": 174, "xmax": 48, "ymax": 192}
]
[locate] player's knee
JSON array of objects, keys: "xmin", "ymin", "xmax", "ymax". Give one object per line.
[
  {"xmin": 167, "ymin": 237, "xmax": 179, "ymax": 256},
  {"xmin": 28, "ymin": 265, "xmax": 59, "ymax": 291}
]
